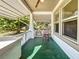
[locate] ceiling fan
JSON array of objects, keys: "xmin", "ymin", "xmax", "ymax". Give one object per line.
[{"xmin": 35, "ymin": 0, "xmax": 44, "ymax": 8}]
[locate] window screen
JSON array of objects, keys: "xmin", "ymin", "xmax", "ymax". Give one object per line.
[
  {"xmin": 55, "ymin": 23, "xmax": 59, "ymax": 33},
  {"xmin": 64, "ymin": 20, "xmax": 77, "ymax": 40}
]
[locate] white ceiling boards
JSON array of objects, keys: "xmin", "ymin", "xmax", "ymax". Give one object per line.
[
  {"xmin": 25, "ymin": 0, "xmax": 59, "ymax": 22},
  {"xmin": 25, "ymin": 0, "xmax": 59, "ymax": 11},
  {"xmin": 0, "ymin": 0, "xmax": 59, "ymax": 22},
  {"xmin": 0, "ymin": 0, "xmax": 30, "ymax": 19}
]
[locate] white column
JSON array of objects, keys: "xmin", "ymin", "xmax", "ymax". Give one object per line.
[
  {"xmin": 29, "ymin": 13, "xmax": 34, "ymax": 38},
  {"xmin": 77, "ymin": 0, "xmax": 79, "ymax": 43},
  {"xmin": 51, "ymin": 12, "xmax": 54, "ymax": 38},
  {"xmin": 59, "ymin": 9, "xmax": 63, "ymax": 36}
]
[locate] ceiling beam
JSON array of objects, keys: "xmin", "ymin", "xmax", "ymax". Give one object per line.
[
  {"xmin": 33, "ymin": 11, "xmax": 52, "ymax": 15},
  {"xmin": 52, "ymin": 0, "xmax": 63, "ymax": 13}
]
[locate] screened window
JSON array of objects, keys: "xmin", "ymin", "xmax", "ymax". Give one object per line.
[
  {"xmin": 63, "ymin": 20, "xmax": 77, "ymax": 40},
  {"xmin": 55, "ymin": 23, "xmax": 59, "ymax": 33}
]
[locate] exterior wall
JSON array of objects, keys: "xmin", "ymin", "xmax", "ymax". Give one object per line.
[
  {"xmin": 0, "ymin": 40, "xmax": 21, "ymax": 59},
  {"xmin": 51, "ymin": 0, "xmax": 79, "ymax": 59}
]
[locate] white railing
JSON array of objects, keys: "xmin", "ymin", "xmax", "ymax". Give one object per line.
[{"xmin": 21, "ymin": 30, "xmax": 33, "ymax": 46}]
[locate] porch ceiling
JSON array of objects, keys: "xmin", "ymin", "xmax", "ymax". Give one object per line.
[
  {"xmin": 0, "ymin": 0, "xmax": 60, "ymax": 22},
  {"xmin": 25, "ymin": 0, "xmax": 59, "ymax": 22},
  {"xmin": 25, "ymin": 0, "xmax": 59, "ymax": 11},
  {"xmin": 0, "ymin": 0, "xmax": 30, "ymax": 19}
]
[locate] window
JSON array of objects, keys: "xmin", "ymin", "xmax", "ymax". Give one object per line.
[
  {"xmin": 54, "ymin": 11, "xmax": 59, "ymax": 33},
  {"xmin": 55, "ymin": 23, "xmax": 59, "ymax": 33},
  {"xmin": 63, "ymin": 0, "xmax": 78, "ymax": 19},
  {"xmin": 62, "ymin": 0, "xmax": 78, "ymax": 42},
  {"xmin": 63, "ymin": 20, "xmax": 77, "ymax": 40}
]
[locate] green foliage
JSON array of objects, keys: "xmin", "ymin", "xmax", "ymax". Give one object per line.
[
  {"xmin": 34, "ymin": 22, "xmax": 49, "ymax": 30},
  {"xmin": 0, "ymin": 16, "xmax": 30, "ymax": 33}
]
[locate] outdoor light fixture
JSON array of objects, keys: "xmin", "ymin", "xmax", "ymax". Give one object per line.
[{"xmin": 40, "ymin": 0, "xmax": 44, "ymax": 3}]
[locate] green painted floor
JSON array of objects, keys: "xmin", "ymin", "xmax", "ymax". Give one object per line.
[{"xmin": 21, "ymin": 37, "xmax": 70, "ymax": 59}]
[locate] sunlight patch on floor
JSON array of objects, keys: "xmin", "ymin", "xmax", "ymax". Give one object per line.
[{"xmin": 27, "ymin": 45, "xmax": 42, "ymax": 59}]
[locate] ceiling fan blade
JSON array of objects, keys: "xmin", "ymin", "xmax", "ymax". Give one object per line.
[{"xmin": 35, "ymin": 0, "xmax": 40, "ymax": 8}]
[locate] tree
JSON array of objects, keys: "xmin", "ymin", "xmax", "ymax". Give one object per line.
[{"xmin": 0, "ymin": 16, "xmax": 30, "ymax": 34}]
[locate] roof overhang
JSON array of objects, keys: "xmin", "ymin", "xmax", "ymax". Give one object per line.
[{"xmin": 0, "ymin": 0, "xmax": 31, "ymax": 19}]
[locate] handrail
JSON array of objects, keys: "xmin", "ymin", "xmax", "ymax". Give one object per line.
[{"xmin": 21, "ymin": 30, "xmax": 33, "ymax": 46}]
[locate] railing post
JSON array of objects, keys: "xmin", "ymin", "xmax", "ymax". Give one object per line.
[
  {"xmin": 77, "ymin": 0, "xmax": 79, "ymax": 43},
  {"xmin": 51, "ymin": 12, "xmax": 54, "ymax": 37},
  {"xmin": 29, "ymin": 13, "xmax": 34, "ymax": 38},
  {"xmin": 59, "ymin": 9, "xmax": 63, "ymax": 36}
]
